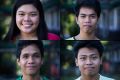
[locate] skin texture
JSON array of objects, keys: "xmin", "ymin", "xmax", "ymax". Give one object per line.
[
  {"xmin": 17, "ymin": 44, "xmax": 43, "ymax": 80},
  {"xmin": 75, "ymin": 7, "xmax": 99, "ymax": 40},
  {"xmin": 16, "ymin": 4, "xmax": 39, "ymax": 40},
  {"xmin": 75, "ymin": 47, "xmax": 102, "ymax": 80}
]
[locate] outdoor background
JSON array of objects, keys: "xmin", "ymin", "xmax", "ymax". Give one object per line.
[
  {"xmin": 61, "ymin": 41, "xmax": 120, "ymax": 80},
  {"xmin": 60, "ymin": 0, "xmax": 120, "ymax": 40},
  {"xmin": 0, "ymin": 40, "xmax": 60, "ymax": 80},
  {"xmin": 0, "ymin": 0, "xmax": 60, "ymax": 40}
]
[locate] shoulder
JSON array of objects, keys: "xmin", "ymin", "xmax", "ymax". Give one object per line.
[
  {"xmin": 16, "ymin": 76, "xmax": 22, "ymax": 80},
  {"xmin": 75, "ymin": 76, "xmax": 81, "ymax": 80},
  {"xmin": 66, "ymin": 37, "xmax": 74, "ymax": 40},
  {"xmin": 42, "ymin": 76, "xmax": 49, "ymax": 80},
  {"xmin": 48, "ymin": 33, "xmax": 60, "ymax": 40},
  {"xmin": 100, "ymin": 75, "xmax": 115, "ymax": 80}
]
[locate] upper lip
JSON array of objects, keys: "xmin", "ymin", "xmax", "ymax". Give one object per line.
[
  {"xmin": 26, "ymin": 65, "xmax": 36, "ymax": 67},
  {"xmin": 84, "ymin": 67, "xmax": 94, "ymax": 69},
  {"xmin": 23, "ymin": 22, "xmax": 32, "ymax": 25},
  {"xmin": 83, "ymin": 25, "xmax": 91, "ymax": 26}
]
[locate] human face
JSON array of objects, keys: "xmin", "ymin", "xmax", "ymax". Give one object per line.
[
  {"xmin": 75, "ymin": 47, "xmax": 102, "ymax": 76},
  {"xmin": 17, "ymin": 44, "xmax": 43, "ymax": 76},
  {"xmin": 76, "ymin": 7, "xmax": 98, "ymax": 34},
  {"xmin": 16, "ymin": 4, "xmax": 39, "ymax": 34}
]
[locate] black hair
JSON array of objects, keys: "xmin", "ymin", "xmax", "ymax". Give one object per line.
[
  {"xmin": 4, "ymin": 0, "xmax": 48, "ymax": 41},
  {"xmin": 74, "ymin": 0, "xmax": 101, "ymax": 18},
  {"xmin": 74, "ymin": 40, "xmax": 104, "ymax": 58},
  {"xmin": 16, "ymin": 40, "xmax": 44, "ymax": 59}
]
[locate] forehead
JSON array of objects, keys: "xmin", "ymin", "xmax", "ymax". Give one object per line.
[
  {"xmin": 79, "ymin": 7, "xmax": 96, "ymax": 15},
  {"xmin": 21, "ymin": 44, "xmax": 40, "ymax": 55},
  {"xmin": 78, "ymin": 47, "xmax": 99, "ymax": 56},
  {"xmin": 17, "ymin": 4, "xmax": 38, "ymax": 12}
]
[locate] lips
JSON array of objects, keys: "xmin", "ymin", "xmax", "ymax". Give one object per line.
[
  {"xmin": 26, "ymin": 66, "xmax": 36, "ymax": 70},
  {"xmin": 22, "ymin": 22, "xmax": 32, "ymax": 27},
  {"xmin": 83, "ymin": 25, "xmax": 92, "ymax": 27},
  {"xmin": 84, "ymin": 67, "xmax": 94, "ymax": 70}
]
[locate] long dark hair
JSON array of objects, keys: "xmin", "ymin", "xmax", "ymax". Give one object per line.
[{"xmin": 4, "ymin": 0, "xmax": 48, "ymax": 41}]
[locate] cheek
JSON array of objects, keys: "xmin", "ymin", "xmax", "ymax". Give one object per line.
[
  {"xmin": 92, "ymin": 19, "xmax": 98, "ymax": 25},
  {"xmin": 77, "ymin": 60, "xmax": 84, "ymax": 69},
  {"xmin": 37, "ymin": 59, "xmax": 42, "ymax": 65},
  {"xmin": 94, "ymin": 60, "xmax": 101, "ymax": 68},
  {"xmin": 19, "ymin": 60, "xmax": 26, "ymax": 69},
  {"xmin": 35, "ymin": 59, "xmax": 42, "ymax": 69},
  {"xmin": 16, "ymin": 16, "xmax": 22, "ymax": 26},
  {"xmin": 77, "ymin": 18, "xmax": 83, "ymax": 27},
  {"xmin": 32, "ymin": 17, "xmax": 39, "ymax": 25}
]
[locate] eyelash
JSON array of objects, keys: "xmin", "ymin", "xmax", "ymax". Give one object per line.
[
  {"xmin": 18, "ymin": 13, "xmax": 37, "ymax": 16},
  {"xmin": 79, "ymin": 56, "xmax": 97, "ymax": 60}
]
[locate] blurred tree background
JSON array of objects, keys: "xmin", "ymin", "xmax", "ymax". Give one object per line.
[
  {"xmin": 0, "ymin": 0, "xmax": 14, "ymax": 39},
  {"xmin": 60, "ymin": 41, "xmax": 120, "ymax": 80}
]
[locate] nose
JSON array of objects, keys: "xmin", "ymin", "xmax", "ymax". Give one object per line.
[
  {"xmin": 24, "ymin": 15, "xmax": 30, "ymax": 21},
  {"xmin": 28, "ymin": 57, "xmax": 34, "ymax": 64},
  {"xmin": 86, "ymin": 58, "xmax": 93, "ymax": 65},
  {"xmin": 85, "ymin": 16, "xmax": 91, "ymax": 23}
]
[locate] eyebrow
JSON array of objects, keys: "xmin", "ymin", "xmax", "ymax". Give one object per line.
[
  {"xmin": 22, "ymin": 51, "xmax": 40, "ymax": 55},
  {"xmin": 80, "ymin": 13, "xmax": 96, "ymax": 16},
  {"xmin": 17, "ymin": 11, "xmax": 38, "ymax": 13},
  {"xmin": 79, "ymin": 54, "xmax": 98, "ymax": 57}
]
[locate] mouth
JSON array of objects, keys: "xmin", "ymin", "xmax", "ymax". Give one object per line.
[
  {"xmin": 84, "ymin": 67, "xmax": 94, "ymax": 70},
  {"xmin": 26, "ymin": 66, "xmax": 36, "ymax": 70},
  {"xmin": 22, "ymin": 22, "xmax": 33, "ymax": 27},
  {"xmin": 23, "ymin": 24, "xmax": 32, "ymax": 27},
  {"xmin": 83, "ymin": 25, "xmax": 92, "ymax": 28}
]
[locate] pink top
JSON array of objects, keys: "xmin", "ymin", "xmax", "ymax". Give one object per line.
[{"xmin": 48, "ymin": 33, "xmax": 60, "ymax": 40}]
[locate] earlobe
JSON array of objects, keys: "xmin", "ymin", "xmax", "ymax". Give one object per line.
[
  {"xmin": 75, "ymin": 58, "xmax": 78, "ymax": 66},
  {"xmin": 100, "ymin": 58, "xmax": 102, "ymax": 65},
  {"xmin": 76, "ymin": 17, "xmax": 78, "ymax": 24},
  {"xmin": 41, "ymin": 59, "xmax": 44, "ymax": 65},
  {"xmin": 17, "ymin": 59, "xmax": 20, "ymax": 66}
]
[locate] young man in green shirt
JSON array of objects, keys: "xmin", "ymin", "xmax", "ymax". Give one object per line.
[{"xmin": 16, "ymin": 40, "xmax": 48, "ymax": 80}]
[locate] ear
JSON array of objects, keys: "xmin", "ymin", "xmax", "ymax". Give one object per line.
[
  {"xmin": 41, "ymin": 59, "xmax": 44, "ymax": 65},
  {"xmin": 76, "ymin": 17, "xmax": 78, "ymax": 25},
  {"xmin": 17, "ymin": 59, "xmax": 21, "ymax": 66},
  {"xmin": 100, "ymin": 58, "xmax": 102, "ymax": 65},
  {"xmin": 75, "ymin": 58, "xmax": 78, "ymax": 66}
]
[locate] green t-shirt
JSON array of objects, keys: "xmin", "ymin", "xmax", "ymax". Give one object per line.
[{"xmin": 17, "ymin": 76, "xmax": 49, "ymax": 80}]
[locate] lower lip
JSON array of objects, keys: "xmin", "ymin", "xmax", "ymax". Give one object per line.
[
  {"xmin": 24, "ymin": 25, "xmax": 32, "ymax": 27},
  {"xmin": 27, "ymin": 67, "xmax": 35, "ymax": 69},
  {"xmin": 85, "ymin": 67, "xmax": 94, "ymax": 70},
  {"xmin": 84, "ymin": 25, "xmax": 92, "ymax": 27}
]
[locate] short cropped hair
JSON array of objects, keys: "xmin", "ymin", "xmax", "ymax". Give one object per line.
[
  {"xmin": 74, "ymin": 0, "xmax": 101, "ymax": 18},
  {"xmin": 16, "ymin": 40, "xmax": 44, "ymax": 59},
  {"xmin": 74, "ymin": 40, "xmax": 104, "ymax": 58}
]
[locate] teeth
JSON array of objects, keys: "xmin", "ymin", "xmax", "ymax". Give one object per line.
[{"xmin": 23, "ymin": 24, "xmax": 32, "ymax": 27}]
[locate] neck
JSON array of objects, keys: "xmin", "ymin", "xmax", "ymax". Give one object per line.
[
  {"xmin": 81, "ymin": 74, "xmax": 99, "ymax": 80},
  {"xmin": 76, "ymin": 31, "xmax": 98, "ymax": 40},
  {"xmin": 19, "ymin": 32, "xmax": 38, "ymax": 40},
  {"xmin": 22, "ymin": 74, "xmax": 41, "ymax": 80}
]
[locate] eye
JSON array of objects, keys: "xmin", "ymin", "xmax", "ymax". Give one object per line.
[
  {"xmin": 33, "ymin": 53, "xmax": 40, "ymax": 58},
  {"xmin": 18, "ymin": 13, "xmax": 25, "ymax": 16},
  {"xmin": 30, "ymin": 13, "xmax": 37, "ymax": 17},
  {"xmin": 91, "ymin": 56, "xmax": 97, "ymax": 59},
  {"xmin": 80, "ymin": 15, "xmax": 86, "ymax": 18},
  {"xmin": 90, "ymin": 15, "xmax": 96, "ymax": 18},
  {"xmin": 80, "ymin": 57, "xmax": 86, "ymax": 60},
  {"xmin": 22, "ymin": 54, "xmax": 29, "ymax": 59}
]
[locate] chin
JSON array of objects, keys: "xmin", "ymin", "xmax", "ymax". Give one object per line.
[{"xmin": 86, "ymin": 72, "xmax": 96, "ymax": 76}]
